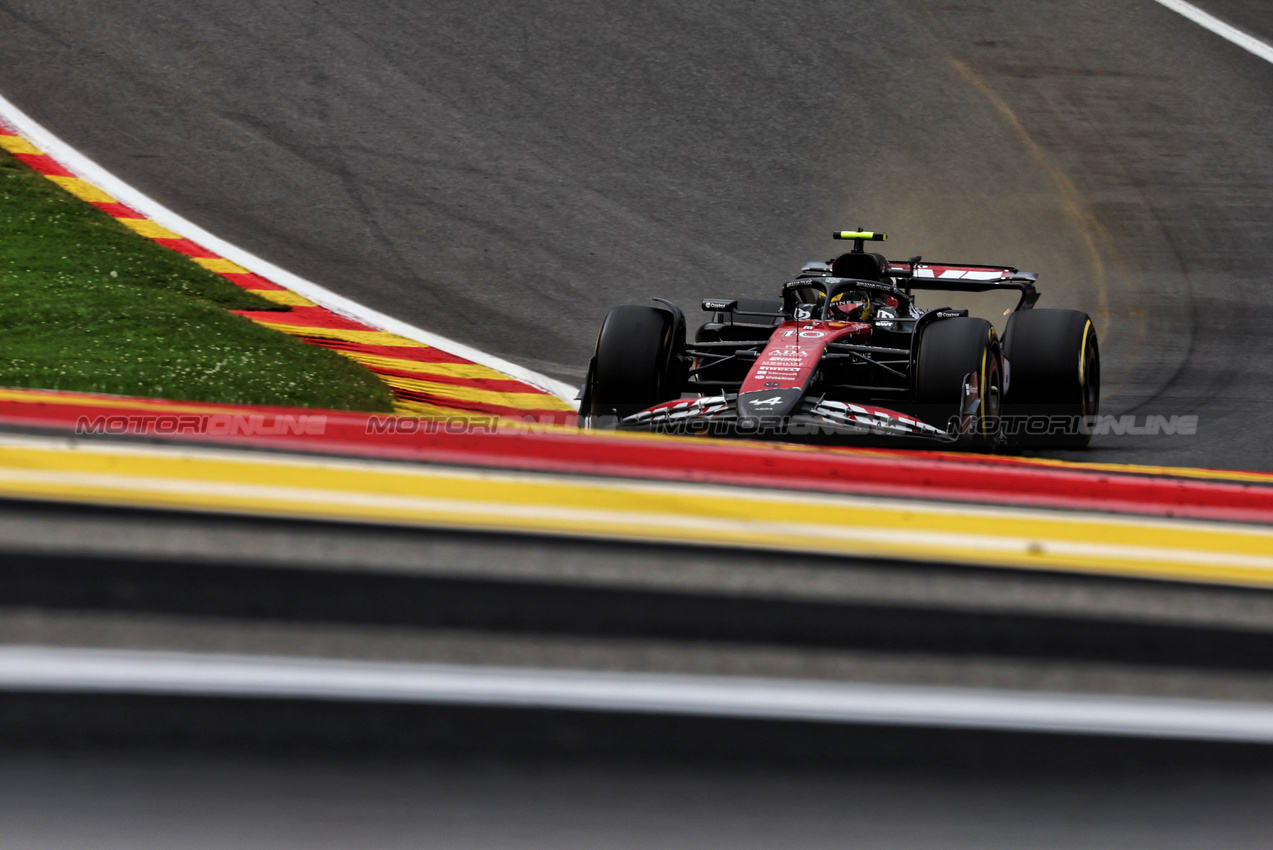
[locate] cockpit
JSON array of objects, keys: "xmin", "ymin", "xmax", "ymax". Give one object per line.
[{"xmin": 782, "ymin": 278, "xmax": 892, "ymax": 323}]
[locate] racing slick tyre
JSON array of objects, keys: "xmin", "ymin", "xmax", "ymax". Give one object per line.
[
  {"xmin": 915, "ymin": 317, "xmax": 1002, "ymax": 447},
  {"xmin": 581, "ymin": 305, "xmax": 684, "ymax": 425},
  {"xmin": 1001, "ymin": 309, "xmax": 1100, "ymax": 448}
]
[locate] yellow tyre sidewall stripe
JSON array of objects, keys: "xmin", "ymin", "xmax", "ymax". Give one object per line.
[
  {"xmin": 1079, "ymin": 320, "xmax": 1092, "ymax": 389},
  {"xmin": 1, "ymin": 439, "xmax": 1272, "ymax": 588}
]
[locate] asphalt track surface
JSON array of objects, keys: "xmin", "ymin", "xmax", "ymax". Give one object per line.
[{"xmin": 1, "ymin": 0, "xmax": 1272, "ymax": 469}]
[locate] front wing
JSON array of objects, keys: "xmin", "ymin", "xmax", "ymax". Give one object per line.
[{"xmin": 617, "ymin": 395, "xmax": 956, "ymax": 442}]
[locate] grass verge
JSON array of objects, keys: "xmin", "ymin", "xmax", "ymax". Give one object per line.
[{"xmin": 0, "ymin": 146, "xmax": 394, "ymax": 410}]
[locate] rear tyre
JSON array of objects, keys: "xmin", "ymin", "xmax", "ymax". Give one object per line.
[
  {"xmin": 1001, "ymin": 309, "xmax": 1099, "ymax": 448},
  {"xmin": 915, "ymin": 317, "xmax": 1002, "ymax": 446},
  {"xmin": 582, "ymin": 305, "xmax": 682, "ymax": 424}
]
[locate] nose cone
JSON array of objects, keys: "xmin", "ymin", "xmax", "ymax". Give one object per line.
[{"xmin": 736, "ymin": 388, "xmax": 805, "ymax": 426}]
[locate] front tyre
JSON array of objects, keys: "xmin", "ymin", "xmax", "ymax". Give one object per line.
[
  {"xmin": 915, "ymin": 317, "xmax": 1003, "ymax": 446},
  {"xmin": 581, "ymin": 305, "xmax": 683, "ymax": 424},
  {"xmin": 1001, "ymin": 309, "xmax": 1100, "ymax": 448}
]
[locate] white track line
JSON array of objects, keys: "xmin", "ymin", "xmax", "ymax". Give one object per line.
[
  {"xmin": 4, "ymin": 646, "xmax": 1273, "ymax": 743},
  {"xmin": 1153, "ymin": 0, "xmax": 1273, "ymax": 65},
  {"xmin": 0, "ymin": 92, "xmax": 579, "ymax": 405}
]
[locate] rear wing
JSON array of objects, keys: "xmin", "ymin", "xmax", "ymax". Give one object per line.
[
  {"xmin": 889, "ymin": 262, "xmax": 1039, "ymax": 311},
  {"xmin": 811, "ymin": 231, "xmax": 1041, "ymax": 310},
  {"xmin": 798, "ymin": 259, "xmax": 1040, "ymax": 311}
]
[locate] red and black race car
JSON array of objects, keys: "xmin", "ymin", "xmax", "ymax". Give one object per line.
[{"xmin": 579, "ymin": 231, "xmax": 1100, "ymax": 447}]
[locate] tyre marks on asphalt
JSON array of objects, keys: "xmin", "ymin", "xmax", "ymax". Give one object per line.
[
  {"xmin": 942, "ymin": 56, "xmax": 1150, "ymax": 408},
  {"xmin": 945, "ymin": 58, "xmax": 1117, "ymax": 317}
]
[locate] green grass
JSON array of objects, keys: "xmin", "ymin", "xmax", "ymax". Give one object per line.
[{"xmin": 0, "ymin": 147, "xmax": 394, "ymax": 411}]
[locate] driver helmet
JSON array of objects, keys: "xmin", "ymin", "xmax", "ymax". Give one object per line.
[
  {"xmin": 788, "ymin": 287, "xmax": 826, "ymax": 320},
  {"xmin": 829, "ymin": 288, "xmax": 873, "ymax": 322}
]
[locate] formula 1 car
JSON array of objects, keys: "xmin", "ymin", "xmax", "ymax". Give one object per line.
[{"xmin": 578, "ymin": 230, "xmax": 1100, "ymax": 447}]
